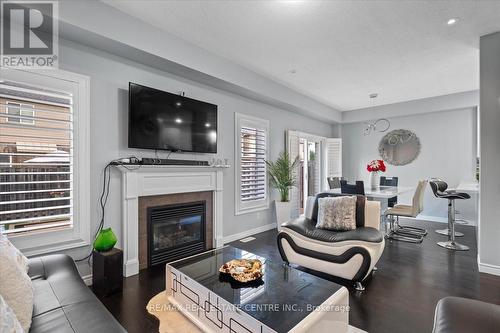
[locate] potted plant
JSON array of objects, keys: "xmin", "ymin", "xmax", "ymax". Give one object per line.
[
  {"xmin": 266, "ymin": 151, "xmax": 299, "ymax": 230},
  {"xmin": 367, "ymin": 159, "xmax": 386, "ymax": 190}
]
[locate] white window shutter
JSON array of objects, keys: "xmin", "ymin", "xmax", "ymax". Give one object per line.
[
  {"xmin": 235, "ymin": 113, "xmax": 269, "ymax": 215},
  {"xmin": 0, "ymin": 81, "xmax": 73, "ymax": 235},
  {"xmin": 286, "ymin": 130, "xmax": 301, "ymax": 218},
  {"xmin": 326, "ymin": 138, "xmax": 342, "ymax": 177},
  {"xmin": 240, "ymin": 126, "xmax": 267, "ymax": 202}
]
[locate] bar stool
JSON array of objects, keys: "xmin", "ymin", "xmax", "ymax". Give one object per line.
[
  {"xmin": 429, "ymin": 180, "xmax": 470, "ymax": 251},
  {"xmin": 453, "ymin": 209, "xmax": 469, "ymax": 225},
  {"xmin": 429, "ymin": 179, "xmax": 464, "ymax": 237}
]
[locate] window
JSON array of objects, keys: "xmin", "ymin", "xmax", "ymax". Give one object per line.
[
  {"xmin": 235, "ymin": 113, "xmax": 269, "ymax": 215},
  {"xmin": 0, "ymin": 68, "xmax": 90, "ymax": 255},
  {"xmin": 6, "ymin": 102, "xmax": 35, "ymax": 125}
]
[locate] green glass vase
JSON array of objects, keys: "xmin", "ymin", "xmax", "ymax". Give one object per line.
[{"xmin": 93, "ymin": 228, "xmax": 117, "ymax": 252}]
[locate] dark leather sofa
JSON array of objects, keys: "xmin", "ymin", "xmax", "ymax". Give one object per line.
[
  {"xmin": 433, "ymin": 296, "xmax": 500, "ymax": 333},
  {"xmin": 28, "ymin": 254, "xmax": 126, "ymax": 333}
]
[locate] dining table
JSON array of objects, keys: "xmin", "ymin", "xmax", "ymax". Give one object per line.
[{"xmin": 328, "ymin": 185, "xmax": 415, "ymax": 227}]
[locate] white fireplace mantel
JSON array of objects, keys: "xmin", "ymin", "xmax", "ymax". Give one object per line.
[{"xmin": 116, "ymin": 165, "xmax": 226, "ymax": 277}]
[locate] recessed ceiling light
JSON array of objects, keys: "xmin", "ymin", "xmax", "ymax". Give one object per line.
[
  {"xmin": 175, "ymin": 118, "xmax": 182, "ymax": 124},
  {"xmin": 205, "ymin": 122, "xmax": 211, "ymax": 128},
  {"xmin": 447, "ymin": 18, "xmax": 459, "ymax": 25}
]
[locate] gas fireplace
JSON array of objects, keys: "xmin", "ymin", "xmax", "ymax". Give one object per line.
[{"xmin": 147, "ymin": 201, "xmax": 206, "ymax": 267}]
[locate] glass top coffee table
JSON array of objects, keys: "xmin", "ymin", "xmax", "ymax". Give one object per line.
[{"xmin": 166, "ymin": 246, "xmax": 358, "ymax": 333}]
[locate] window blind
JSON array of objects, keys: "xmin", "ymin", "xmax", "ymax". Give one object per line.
[
  {"xmin": 0, "ymin": 81, "xmax": 73, "ymax": 235},
  {"xmin": 240, "ymin": 126, "xmax": 267, "ymax": 202}
]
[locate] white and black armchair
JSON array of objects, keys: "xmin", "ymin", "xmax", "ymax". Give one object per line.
[{"xmin": 277, "ymin": 193, "xmax": 385, "ymax": 291}]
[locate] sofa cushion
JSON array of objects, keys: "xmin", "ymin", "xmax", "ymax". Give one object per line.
[
  {"xmin": 282, "ymin": 216, "xmax": 383, "ymax": 243},
  {"xmin": 433, "ymin": 296, "xmax": 500, "ymax": 333},
  {"xmin": 28, "ymin": 254, "xmax": 126, "ymax": 333},
  {"xmin": 311, "ymin": 193, "xmax": 366, "ymax": 227},
  {"xmin": 316, "ymin": 196, "xmax": 357, "ymax": 231}
]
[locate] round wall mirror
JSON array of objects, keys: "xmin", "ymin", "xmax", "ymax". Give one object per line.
[{"xmin": 378, "ymin": 129, "xmax": 421, "ymax": 166}]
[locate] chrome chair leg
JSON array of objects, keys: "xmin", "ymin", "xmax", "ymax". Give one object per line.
[
  {"xmin": 385, "ymin": 215, "xmax": 424, "ymax": 243},
  {"xmin": 395, "ymin": 217, "xmax": 428, "ymax": 236},
  {"xmin": 387, "ymin": 231, "xmax": 423, "ymax": 243},
  {"xmin": 436, "ymin": 202, "xmax": 464, "ymax": 236},
  {"xmin": 354, "ymin": 282, "xmax": 365, "ymax": 292},
  {"xmin": 437, "ymin": 200, "xmax": 469, "ymax": 251}
]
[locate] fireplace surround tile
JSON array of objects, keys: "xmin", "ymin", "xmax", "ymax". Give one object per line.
[{"xmin": 138, "ymin": 191, "xmax": 213, "ymax": 270}]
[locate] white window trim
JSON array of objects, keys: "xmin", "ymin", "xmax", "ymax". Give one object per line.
[
  {"xmin": 235, "ymin": 112, "xmax": 270, "ymax": 215},
  {"xmin": 1, "ymin": 68, "xmax": 91, "ymax": 257}
]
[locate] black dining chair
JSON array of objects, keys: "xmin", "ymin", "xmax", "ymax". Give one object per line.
[
  {"xmin": 340, "ymin": 180, "xmax": 365, "ymax": 195},
  {"xmin": 327, "ymin": 176, "xmax": 344, "ymax": 189},
  {"xmin": 380, "ymin": 176, "xmax": 398, "ymax": 207}
]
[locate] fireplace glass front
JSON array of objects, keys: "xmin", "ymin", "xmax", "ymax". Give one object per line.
[{"xmin": 147, "ymin": 201, "xmax": 206, "ymax": 266}]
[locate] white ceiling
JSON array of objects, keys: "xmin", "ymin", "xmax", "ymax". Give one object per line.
[{"xmin": 105, "ymin": 0, "xmax": 500, "ymax": 111}]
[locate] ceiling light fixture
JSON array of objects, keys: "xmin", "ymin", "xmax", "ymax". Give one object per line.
[
  {"xmin": 447, "ymin": 18, "xmax": 459, "ymax": 25},
  {"xmin": 175, "ymin": 118, "xmax": 182, "ymax": 124},
  {"xmin": 363, "ymin": 93, "xmax": 390, "ymax": 136}
]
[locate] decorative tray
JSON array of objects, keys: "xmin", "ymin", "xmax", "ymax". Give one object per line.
[{"xmin": 219, "ymin": 259, "xmax": 263, "ymax": 283}]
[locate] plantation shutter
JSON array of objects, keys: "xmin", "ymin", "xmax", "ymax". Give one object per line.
[
  {"xmin": 0, "ymin": 80, "xmax": 73, "ymax": 235},
  {"xmin": 235, "ymin": 113, "xmax": 269, "ymax": 214},
  {"xmin": 326, "ymin": 138, "xmax": 342, "ymax": 177},
  {"xmin": 240, "ymin": 126, "xmax": 267, "ymax": 202},
  {"xmin": 286, "ymin": 130, "xmax": 300, "ymax": 218}
]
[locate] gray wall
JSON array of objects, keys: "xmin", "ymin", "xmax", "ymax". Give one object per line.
[
  {"xmin": 56, "ymin": 39, "xmax": 334, "ymax": 276},
  {"xmin": 341, "ymin": 108, "xmax": 477, "ymax": 219},
  {"xmin": 479, "ymin": 31, "xmax": 500, "ymax": 273}
]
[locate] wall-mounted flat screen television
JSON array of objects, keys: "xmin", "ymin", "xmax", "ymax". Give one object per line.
[{"xmin": 128, "ymin": 82, "xmax": 218, "ymax": 153}]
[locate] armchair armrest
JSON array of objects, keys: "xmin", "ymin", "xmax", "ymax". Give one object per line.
[{"xmin": 365, "ymin": 200, "xmax": 381, "ymax": 230}]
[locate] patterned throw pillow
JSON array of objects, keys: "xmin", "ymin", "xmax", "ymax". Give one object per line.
[
  {"xmin": 316, "ymin": 196, "xmax": 357, "ymax": 231},
  {"xmin": 0, "ymin": 294, "xmax": 23, "ymax": 333},
  {"xmin": 0, "ymin": 234, "xmax": 28, "ymax": 272},
  {"xmin": 0, "ymin": 241, "xmax": 33, "ymax": 332}
]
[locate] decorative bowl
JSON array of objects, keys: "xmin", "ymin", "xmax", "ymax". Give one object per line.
[{"xmin": 219, "ymin": 259, "xmax": 263, "ymax": 283}]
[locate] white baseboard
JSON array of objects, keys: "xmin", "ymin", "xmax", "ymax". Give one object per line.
[
  {"xmin": 82, "ymin": 274, "xmax": 92, "ymax": 286},
  {"xmin": 222, "ymin": 223, "xmax": 276, "ymax": 244},
  {"xmin": 478, "ymin": 262, "xmax": 500, "ymax": 276},
  {"xmin": 413, "ymin": 215, "xmax": 448, "ymax": 223}
]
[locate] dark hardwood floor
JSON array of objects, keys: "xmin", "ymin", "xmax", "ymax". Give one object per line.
[{"xmin": 96, "ymin": 219, "xmax": 500, "ymax": 333}]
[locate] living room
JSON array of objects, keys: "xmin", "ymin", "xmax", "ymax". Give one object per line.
[{"xmin": 1, "ymin": 1, "xmax": 499, "ymax": 333}]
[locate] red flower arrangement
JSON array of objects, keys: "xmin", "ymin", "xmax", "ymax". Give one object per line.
[{"xmin": 367, "ymin": 159, "xmax": 386, "ymax": 173}]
